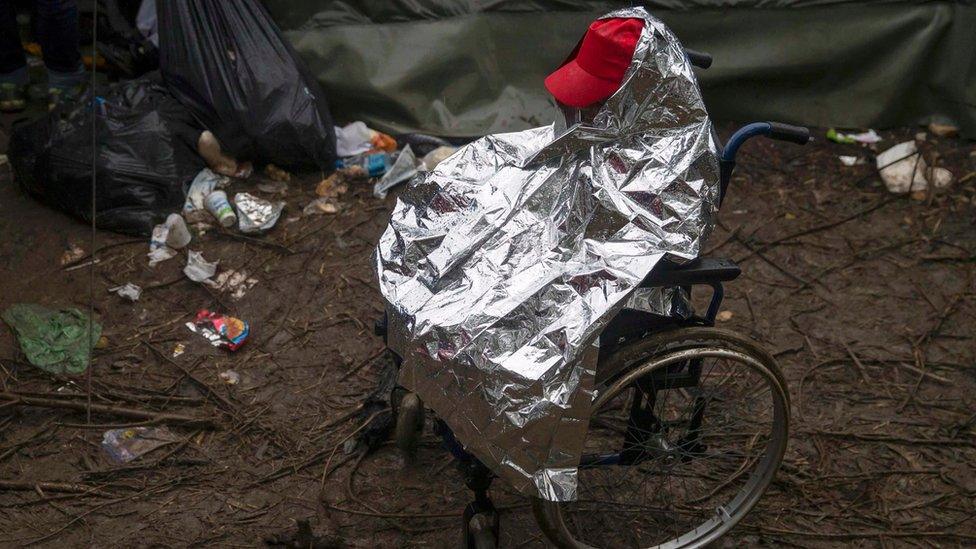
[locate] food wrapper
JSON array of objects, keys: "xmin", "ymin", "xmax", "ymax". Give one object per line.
[
  {"xmin": 186, "ymin": 309, "xmax": 249, "ymax": 351},
  {"xmin": 234, "ymin": 192, "xmax": 284, "ymax": 234}
]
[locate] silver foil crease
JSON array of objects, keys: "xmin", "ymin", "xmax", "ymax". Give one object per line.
[
  {"xmin": 375, "ymin": 8, "xmax": 719, "ymax": 502},
  {"xmin": 234, "ymin": 192, "xmax": 284, "ymax": 234}
]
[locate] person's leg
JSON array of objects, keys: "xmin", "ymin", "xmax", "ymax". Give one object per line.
[
  {"xmin": 35, "ymin": 0, "xmax": 84, "ymax": 101},
  {"xmin": 0, "ymin": 0, "xmax": 29, "ymax": 112}
]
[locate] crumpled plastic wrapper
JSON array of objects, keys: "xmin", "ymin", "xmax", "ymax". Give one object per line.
[
  {"xmin": 234, "ymin": 192, "xmax": 284, "ymax": 233},
  {"xmin": 375, "ymin": 8, "xmax": 719, "ymax": 502}
]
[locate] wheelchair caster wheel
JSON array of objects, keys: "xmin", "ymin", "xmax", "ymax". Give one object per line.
[
  {"xmin": 395, "ymin": 392, "xmax": 424, "ymax": 458},
  {"xmin": 467, "ymin": 513, "xmax": 498, "ymax": 549}
]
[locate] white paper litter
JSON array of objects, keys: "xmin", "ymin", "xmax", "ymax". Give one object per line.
[
  {"xmin": 213, "ymin": 269, "xmax": 258, "ymax": 300},
  {"xmin": 183, "ymin": 250, "xmax": 218, "ymax": 283},
  {"xmin": 877, "ymin": 141, "xmax": 928, "ymax": 194},
  {"xmin": 108, "ymin": 283, "xmax": 142, "ymax": 302},
  {"xmin": 335, "ymin": 121, "xmax": 373, "ymax": 157}
]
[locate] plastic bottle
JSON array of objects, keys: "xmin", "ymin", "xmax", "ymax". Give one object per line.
[{"xmin": 205, "ymin": 190, "xmax": 237, "ymax": 227}]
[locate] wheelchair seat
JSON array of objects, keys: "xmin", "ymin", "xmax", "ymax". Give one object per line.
[{"xmin": 641, "ymin": 257, "xmax": 740, "ymax": 288}]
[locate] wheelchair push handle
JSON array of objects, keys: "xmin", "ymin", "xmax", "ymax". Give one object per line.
[
  {"xmin": 767, "ymin": 122, "xmax": 811, "ymax": 145},
  {"xmin": 685, "ymin": 48, "xmax": 712, "ymax": 69}
]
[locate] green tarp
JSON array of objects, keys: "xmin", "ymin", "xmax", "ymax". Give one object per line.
[{"xmin": 266, "ymin": 1, "xmax": 976, "ymax": 138}]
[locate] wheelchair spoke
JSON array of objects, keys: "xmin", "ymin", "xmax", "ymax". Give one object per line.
[{"xmin": 548, "ymin": 335, "xmax": 789, "ymax": 548}]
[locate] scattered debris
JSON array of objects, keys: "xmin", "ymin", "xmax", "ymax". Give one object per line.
[
  {"xmin": 838, "ymin": 155, "xmax": 865, "ymax": 167},
  {"xmin": 716, "ymin": 310, "xmax": 734, "ymax": 322},
  {"xmin": 172, "ymin": 342, "xmax": 186, "ymax": 358},
  {"xmin": 370, "ymin": 130, "xmax": 398, "ymax": 153},
  {"xmin": 316, "ymin": 174, "xmax": 349, "ymax": 199},
  {"xmin": 421, "ymin": 145, "xmax": 458, "ymax": 171},
  {"xmin": 342, "ymin": 151, "xmax": 390, "ymax": 177},
  {"xmin": 102, "ymin": 426, "xmax": 179, "ymax": 463},
  {"xmin": 205, "ymin": 190, "xmax": 237, "ymax": 227},
  {"xmin": 186, "ymin": 310, "xmax": 249, "ymax": 351},
  {"xmin": 374, "ymin": 145, "xmax": 418, "ymax": 198},
  {"xmin": 826, "ymin": 128, "xmax": 881, "ymax": 145},
  {"xmin": 149, "ymin": 214, "xmax": 192, "ymax": 266},
  {"xmin": 184, "ymin": 250, "xmax": 219, "ymax": 283},
  {"xmin": 927, "ymin": 166, "xmax": 954, "ymax": 189},
  {"xmin": 304, "ymin": 198, "xmax": 340, "ymax": 216},
  {"xmin": 108, "ymin": 283, "xmax": 142, "ymax": 302},
  {"xmin": 876, "ymin": 141, "xmax": 928, "ymax": 194},
  {"xmin": 213, "ymin": 269, "xmax": 258, "ymax": 299},
  {"xmin": 184, "ymin": 168, "xmax": 229, "ymax": 223},
  {"xmin": 234, "ymin": 193, "xmax": 284, "ymax": 234},
  {"xmin": 258, "ymin": 180, "xmax": 289, "ymax": 195},
  {"xmin": 219, "ymin": 369, "xmax": 241, "ymax": 385},
  {"xmin": 335, "ymin": 121, "xmax": 373, "ymax": 157},
  {"xmin": 1, "ymin": 304, "xmax": 101, "ymax": 374},
  {"xmin": 264, "ymin": 164, "xmax": 292, "ymax": 183},
  {"xmin": 927, "ymin": 122, "xmax": 959, "ymax": 138},
  {"xmin": 60, "ymin": 243, "xmax": 86, "ymax": 266}
]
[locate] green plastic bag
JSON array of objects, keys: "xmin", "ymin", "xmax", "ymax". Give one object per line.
[{"xmin": 2, "ymin": 304, "xmax": 102, "ymax": 374}]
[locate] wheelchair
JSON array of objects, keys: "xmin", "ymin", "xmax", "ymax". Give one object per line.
[{"xmin": 374, "ymin": 50, "xmax": 810, "ymax": 548}]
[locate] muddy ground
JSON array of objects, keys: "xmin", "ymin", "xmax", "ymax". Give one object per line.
[{"xmin": 0, "ymin": 118, "xmax": 974, "ymax": 548}]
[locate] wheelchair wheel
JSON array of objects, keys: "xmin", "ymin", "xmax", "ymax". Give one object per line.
[{"xmin": 533, "ymin": 327, "xmax": 790, "ymax": 548}]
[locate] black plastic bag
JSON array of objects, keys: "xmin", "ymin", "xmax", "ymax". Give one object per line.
[
  {"xmin": 158, "ymin": 0, "xmax": 337, "ymax": 171},
  {"xmin": 8, "ymin": 76, "xmax": 204, "ymax": 236}
]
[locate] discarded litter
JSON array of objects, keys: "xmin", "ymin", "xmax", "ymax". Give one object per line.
[
  {"xmin": 184, "ymin": 250, "xmax": 218, "ymax": 283},
  {"xmin": 108, "ymin": 283, "xmax": 142, "ymax": 302},
  {"xmin": 213, "ymin": 270, "xmax": 258, "ymax": 300},
  {"xmin": 183, "ymin": 168, "xmax": 229, "ymax": 222},
  {"xmin": 838, "ymin": 155, "xmax": 865, "ymax": 167},
  {"xmin": 186, "ymin": 309, "xmax": 249, "ymax": 351},
  {"xmin": 716, "ymin": 310, "xmax": 734, "ymax": 322},
  {"xmin": 374, "ymin": 145, "xmax": 418, "ymax": 198},
  {"xmin": 421, "ymin": 146, "xmax": 458, "ymax": 171},
  {"xmin": 877, "ymin": 141, "xmax": 928, "ymax": 194},
  {"xmin": 826, "ymin": 128, "xmax": 881, "ymax": 145},
  {"xmin": 102, "ymin": 427, "xmax": 179, "ymax": 463},
  {"xmin": 304, "ymin": 198, "xmax": 340, "ymax": 216},
  {"xmin": 343, "ymin": 151, "xmax": 390, "ymax": 178},
  {"xmin": 335, "ymin": 122, "xmax": 373, "ymax": 157},
  {"xmin": 235, "ymin": 193, "xmax": 284, "ymax": 234},
  {"xmin": 927, "ymin": 122, "xmax": 959, "ymax": 138},
  {"xmin": 264, "ymin": 164, "xmax": 292, "ymax": 183},
  {"xmin": 60, "ymin": 244, "xmax": 86, "ymax": 266},
  {"xmin": 219, "ymin": 369, "xmax": 241, "ymax": 385},
  {"xmin": 172, "ymin": 342, "xmax": 186, "ymax": 358},
  {"xmin": 1, "ymin": 304, "xmax": 102, "ymax": 374},
  {"xmin": 149, "ymin": 214, "xmax": 191, "ymax": 266},
  {"xmin": 205, "ymin": 190, "xmax": 237, "ymax": 228},
  {"xmin": 927, "ymin": 166, "xmax": 954, "ymax": 189},
  {"xmin": 315, "ymin": 171, "xmax": 350, "ymax": 199},
  {"xmin": 257, "ymin": 181, "xmax": 289, "ymax": 195}
]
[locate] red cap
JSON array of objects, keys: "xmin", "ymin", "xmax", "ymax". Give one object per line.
[{"xmin": 545, "ymin": 18, "xmax": 644, "ymax": 108}]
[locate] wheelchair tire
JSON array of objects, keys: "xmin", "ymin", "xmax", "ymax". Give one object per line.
[{"xmin": 533, "ymin": 327, "xmax": 790, "ymax": 549}]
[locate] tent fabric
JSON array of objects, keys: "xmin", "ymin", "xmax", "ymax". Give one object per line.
[{"xmin": 269, "ymin": 1, "xmax": 976, "ymax": 138}]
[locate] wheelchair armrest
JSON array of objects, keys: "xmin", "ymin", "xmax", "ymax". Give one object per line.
[{"xmin": 643, "ymin": 257, "xmax": 741, "ymax": 287}]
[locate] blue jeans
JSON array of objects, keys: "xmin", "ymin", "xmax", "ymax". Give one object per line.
[{"xmin": 0, "ymin": 0, "xmax": 83, "ymax": 88}]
